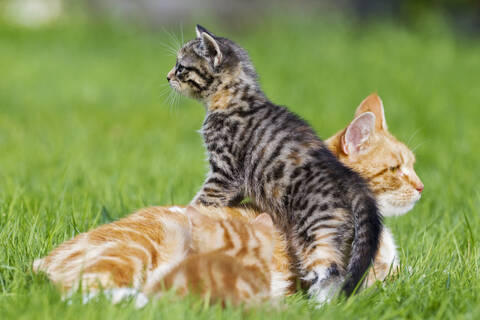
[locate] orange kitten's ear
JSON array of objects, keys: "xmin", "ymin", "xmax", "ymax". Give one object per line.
[
  {"xmin": 341, "ymin": 112, "xmax": 376, "ymax": 155},
  {"xmin": 185, "ymin": 206, "xmax": 211, "ymax": 226},
  {"xmin": 355, "ymin": 93, "xmax": 388, "ymax": 130},
  {"xmin": 254, "ymin": 213, "xmax": 274, "ymax": 230}
]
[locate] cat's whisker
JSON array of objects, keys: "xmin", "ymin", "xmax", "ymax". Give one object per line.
[
  {"xmin": 167, "ymin": 91, "xmax": 175, "ymax": 107},
  {"xmin": 159, "ymin": 28, "xmax": 182, "ymax": 59},
  {"xmin": 162, "ymin": 27, "xmax": 181, "ymax": 51},
  {"xmin": 158, "ymin": 88, "xmax": 171, "ymax": 100},
  {"xmin": 161, "ymin": 41, "xmax": 179, "ymax": 53},
  {"xmin": 179, "ymin": 22, "xmax": 184, "ymax": 45},
  {"xmin": 411, "ymin": 140, "xmax": 426, "ymax": 153},
  {"xmin": 160, "ymin": 43, "xmax": 180, "ymax": 58},
  {"xmin": 162, "ymin": 89, "xmax": 173, "ymax": 108},
  {"xmin": 173, "ymin": 92, "xmax": 182, "ymax": 111},
  {"xmin": 406, "ymin": 128, "xmax": 421, "ymax": 147}
]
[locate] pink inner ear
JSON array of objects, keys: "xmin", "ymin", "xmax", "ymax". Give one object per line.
[
  {"xmin": 255, "ymin": 213, "xmax": 274, "ymax": 229},
  {"xmin": 343, "ymin": 112, "xmax": 375, "ymax": 154},
  {"xmin": 355, "ymin": 93, "xmax": 387, "ymax": 130}
]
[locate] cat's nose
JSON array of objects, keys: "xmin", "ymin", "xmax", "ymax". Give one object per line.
[
  {"xmin": 415, "ymin": 183, "xmax": 424, "ymax": 193},
  {"xmin": 167, "ymin": 69, "xmax": 175, "ymax": 82}
]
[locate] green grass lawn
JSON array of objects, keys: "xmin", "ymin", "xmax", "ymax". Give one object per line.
[{"xmin": 0, "ymin": 14, "xmax": 479, "ymax": 319}]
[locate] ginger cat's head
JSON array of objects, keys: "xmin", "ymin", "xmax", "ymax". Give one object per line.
[{"xmin": 326, "ymin": 94, "xmax": 424, "ymax": 216}]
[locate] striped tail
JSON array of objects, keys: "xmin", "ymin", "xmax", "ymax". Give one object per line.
[{"xmin": 342, "ymin": 192, "xmax": 383, "ymax": 296}]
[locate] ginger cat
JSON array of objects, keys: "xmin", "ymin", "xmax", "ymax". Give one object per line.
[
  {"xmin": 33, "ymin": 94, "xmax": 423, "ymax": 304},
  {"xmin": 327, "ymin": 93, "xmax": 424, "ymax": 217}
]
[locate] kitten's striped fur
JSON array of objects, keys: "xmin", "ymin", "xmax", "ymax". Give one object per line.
[{"xmin": 169, "ymin": 25, "xmax": 382, "ymax": 299}]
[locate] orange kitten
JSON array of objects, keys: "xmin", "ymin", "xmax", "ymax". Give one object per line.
[
  {"xmin": 33, "ymin": 205, "xmax": 279, "ymax": 306},
  {"xmin": 33, "ymin": 206, "xmax": 192, "ymax": 293},
  {"xmin": 33, "ymin": 94, "xmax": 422, "ymax": 303}
]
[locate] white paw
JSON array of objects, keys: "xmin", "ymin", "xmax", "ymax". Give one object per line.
[
  {"xmin": 307, "ymin": 279, "xmax": 342, "ymax": 306},
  {"xmin": 134, "ymin": 293, "xmax": 149, "ymax": 309},
  {"xmin": 81, "ymin": 288, "xmax": 149, "ymax": 307}
]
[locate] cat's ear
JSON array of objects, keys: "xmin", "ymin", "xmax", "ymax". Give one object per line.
[
  {"xmin": 196, "ymin": 24, "xmax": 213, "ymax": 38},
  {"xmin": 341, "ymin": 112, "xmax": 376, "ymax": 155},
  {"xmin": 355, "ymin": 93, "xmax": 388, "ymax": 130},
  {"xmin": 196, "ymin": 25, "xmax": 222, "ymax": 68},
  {"xmin": 254, "ymin": 213, "xmax": 274, "ymax": 230},
  {"xmin": 185, "ymin": 206, "xmax": 211, "ymax": 226}
]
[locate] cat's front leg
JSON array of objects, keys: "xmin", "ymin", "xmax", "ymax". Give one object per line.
[
  {"xmin": 364, "ymin": 227, "xmax": 399, "ymax": 287},
  {"xmin": 192, "ymin": 171, "xmax": 244, "ymax": 207}
]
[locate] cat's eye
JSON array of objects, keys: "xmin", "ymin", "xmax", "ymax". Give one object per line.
[
  {"xmin": 176, "ymin": 64, "xmax": 185, "ymax": 74},
  {"xmin": 389, "ymin": 165, "xmax": 400, "ymax": 172}
]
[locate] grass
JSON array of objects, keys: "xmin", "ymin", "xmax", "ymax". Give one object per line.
[{"xmin": 0, "ymin": 13, "xmax": 479, "ymax": 319}]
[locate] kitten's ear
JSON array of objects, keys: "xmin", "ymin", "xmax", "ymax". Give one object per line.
[
  {"xmin": 355, "ymin": 93, "xmax": 388, "ymax": 130},
  {"xmin": 254, "ymin": 213, "xmax": 274, "ymax": 230},
  {"xmin": 341, "ymin": 112, "xmax": 376, "ymax": 155},
  {"xmin": 196, "ymin": 26, "xmax": 222, "ymax": 68},
  {"xmin": 185, "ymin": 206, "xmax": 211, "ymax": 226},
  {"xmin": 196, "ymin": 24, "xmax": 212, "ymax": 38}
]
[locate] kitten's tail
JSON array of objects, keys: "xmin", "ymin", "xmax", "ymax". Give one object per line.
[{"xmin": 342, "ymin": 191, "xmax": 382, "ymax": 296}]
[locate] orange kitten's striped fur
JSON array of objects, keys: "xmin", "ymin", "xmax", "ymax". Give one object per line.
[
  {"xmin": 143, "ymin": 208, "xmax": 275, "ymax": 306},
  {"xmin": 33, "ymin": 94, "xmax": 423, "ymax": 304},
  {"xmin": 34, "ymin": 205, "xmax": 282, "ymax": 306}
]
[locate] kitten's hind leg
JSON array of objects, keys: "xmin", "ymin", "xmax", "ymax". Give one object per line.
[
  {"xmin": 303, "ymin": 263, "xmax": 344, "ymax": 304},
  {"xmin": 293, "ymin": 209, "xmax": 351, "ymax": 304}
]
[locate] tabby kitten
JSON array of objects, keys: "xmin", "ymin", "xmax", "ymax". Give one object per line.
[{"xmin": 168, "ymin": 25, "xmax": 382, "ymax": 300}]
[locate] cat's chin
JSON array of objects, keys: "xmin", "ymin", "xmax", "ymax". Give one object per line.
[
  {"xmin": 169, "ymin": 80, "xmax": 181, "ymax": 92},
  {"xmin": 377, "ymin": 196, "xmax": 419, "ymax": 217}
]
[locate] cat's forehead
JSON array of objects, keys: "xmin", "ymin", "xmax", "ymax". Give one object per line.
[
  {"xmin": 399, "ymin": 143, "xmax": 415, "ymax": 164},
  {"xmin": 384, "ymin": 133, "xmax": 415, "ymax": 164},
  {"xmin": 178, "ymin": 40, "xmax": 202, "ymax": 62}
]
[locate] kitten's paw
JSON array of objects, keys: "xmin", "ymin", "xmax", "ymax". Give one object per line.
[
  {"xmin": 308, "ymin": 281, "xmax": 341, "ymax": 306},
  {"xmin": 134, "ymin": 292, "xmax": 149, "ymax": 309},
  {"xmin": 81, "ymin": 288, "xmax": 149, "ymax": 306},
  {"xmin": 304, "ymin": 271, "xmax": 343, "ymax": 306}
]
